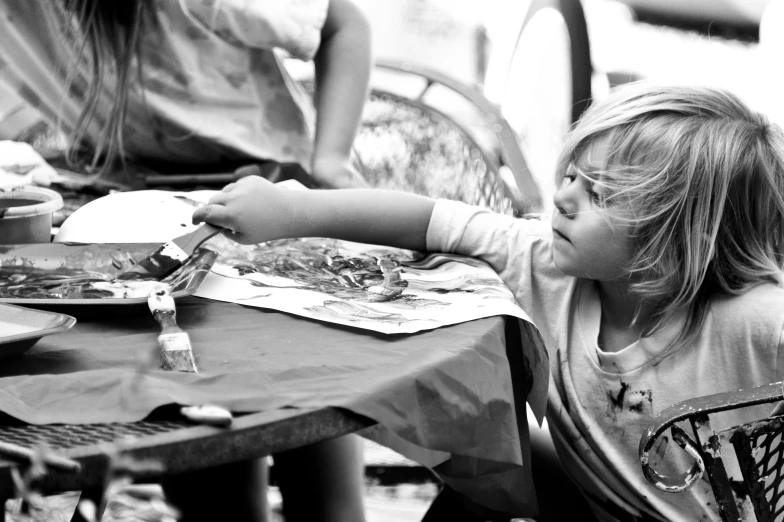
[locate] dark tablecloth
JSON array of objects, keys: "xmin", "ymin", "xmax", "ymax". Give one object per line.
[{"xmin": 0, "ymin": 297, "xmax": 541, "ymax": 513}]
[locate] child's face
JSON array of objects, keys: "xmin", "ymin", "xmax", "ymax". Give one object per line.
[{"xmin": 551, "ymin": 139, "xmax": 635, "ymax": 281}]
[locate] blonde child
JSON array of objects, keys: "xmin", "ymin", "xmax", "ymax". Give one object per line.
[{"xmin": 193, "ymin": 82, "xmax": 784, "ymax": 521}]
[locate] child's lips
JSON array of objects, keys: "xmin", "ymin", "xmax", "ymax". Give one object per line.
[{"xmin": 553, "ymin": 228, "xmax": 570, "ymax": 243}]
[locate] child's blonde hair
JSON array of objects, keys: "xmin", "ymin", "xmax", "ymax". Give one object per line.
[{"xmin": 557, "ymin": 82, "xmax": 784, "ymax": 345}]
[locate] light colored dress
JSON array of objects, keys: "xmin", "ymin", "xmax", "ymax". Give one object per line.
[
  {"xmin": 426, "ymin": 199, "xmax": 784, "ymax": 521},
  {"xmin": 0, "ymin": 0, "xmax": 328, "ymax": 170}
]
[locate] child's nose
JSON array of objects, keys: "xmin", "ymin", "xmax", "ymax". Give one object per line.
[{"xmin": 553, "ymin": 184, "xmax": 575, "ymax": 217}]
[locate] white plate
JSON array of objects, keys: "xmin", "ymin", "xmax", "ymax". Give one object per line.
[
  {"xmin": 54, "ymin": 190, "xmax": 216, "ymax": 243},
  {"xmin": 0, "ymin": 303, "xmax": 75, "ymax": 357}
]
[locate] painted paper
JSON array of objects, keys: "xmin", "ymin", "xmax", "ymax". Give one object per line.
[{"xmin": 196, "ymin": 234, "xmax": 531, "ymax": 334}]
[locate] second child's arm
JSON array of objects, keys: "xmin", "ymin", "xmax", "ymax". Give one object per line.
[
  {"xmin": 310, "ymin": 0, "xmax": 372, "ymax": 189},
  {"xmin": 192, "ymin": 176, "xmax": 435, "ymax": 251}
]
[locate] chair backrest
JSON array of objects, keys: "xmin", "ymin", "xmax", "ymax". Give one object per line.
[
  {"xmin": 356, "ymin": 90, "xmax": 516, "ymax": 216},
  {"xmin": 639, "ymin": 381, "xmax": 784, "ymax": 522},
  {"xmin": 354, "ymin": 61, "xmax": 543, "ymax": 217}
]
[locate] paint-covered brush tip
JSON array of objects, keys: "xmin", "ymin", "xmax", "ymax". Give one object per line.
[
  {"xmin": 118, "ymin": 243, "xmax": 187, "ymax": 281},
  {"xmin": 148, "ymin": 290, "xmax": 198, "ymax": 373}
]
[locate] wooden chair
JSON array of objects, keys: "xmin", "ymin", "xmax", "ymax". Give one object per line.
[{"xmin": 639, "ymin": 381, "xmax": 784, "ymax": 522}]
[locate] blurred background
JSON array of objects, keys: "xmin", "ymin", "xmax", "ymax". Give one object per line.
[
  {"xmin": 346, "ymin": 0, "xmax": 783, "ymax": 210},
  {"xmin": 2, "ymin": 0, "xmax": 782, "ymax": 520},
  {"xmin": 4, "ymin": 0, "xmax": 781, "ymax": 210}
]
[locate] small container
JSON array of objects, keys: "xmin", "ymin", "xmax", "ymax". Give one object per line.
[{"xmin": 0, "ymin": 186, "xmax": 63, "ymax": 244}]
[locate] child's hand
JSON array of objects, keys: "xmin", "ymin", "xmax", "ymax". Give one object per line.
[{"xmin": 191, "ymin": 176, "xmax": 292, "ymax": 245}]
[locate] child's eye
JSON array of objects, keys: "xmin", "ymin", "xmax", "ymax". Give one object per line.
[
  {"xmin": 586, "ymin": 182, "xmax": 602, "ymax": 204},
  {"xmin": 563, "ymin": 172, "xmax": 602, "ymax": 203}
]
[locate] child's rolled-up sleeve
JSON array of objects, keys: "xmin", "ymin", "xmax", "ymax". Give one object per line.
[
  {"xmin": 182, "ymin": 0, "xmax": 329, "ymax": 60},
  {"xmin": 426, "ymin": 199, "xmax": 552, "ymax": 296}
]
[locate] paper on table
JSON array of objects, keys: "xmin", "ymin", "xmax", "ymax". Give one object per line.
[{"xmin": 197, "ymin": 235, "xmax": 533, "ymax": 334}]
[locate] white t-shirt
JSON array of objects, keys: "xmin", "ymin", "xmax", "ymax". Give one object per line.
[
  {"xmin": 426, "ymin": 199, "xmax": 784, "ymax": 521},
  {"xmin": 0, "ymin": 0, "xmax": 327, "ymax": 169}
]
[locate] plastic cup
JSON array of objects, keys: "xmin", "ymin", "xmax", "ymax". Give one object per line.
[{"xmin": 0, "ymin": 186, "xmax": 64, "ymax": 243}]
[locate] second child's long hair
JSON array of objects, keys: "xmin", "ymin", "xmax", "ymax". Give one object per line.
[
  {"xmin": 58, "ymin": 0, "xmax": 151, "ymax": 174},
  {"xmin": 557, "ymin": 82, "xmax": 784, "ymax": 348}
]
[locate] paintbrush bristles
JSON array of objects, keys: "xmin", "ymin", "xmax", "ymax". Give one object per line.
[
  {"xmin": 147, "ymin": 290, "xmax": 198, "ymax": 373},
  {"xmin": 117, "ymin": 224, "xmax": 221, "ymax": 281},
  {"xmin": 159, "ymin": 340, "xmax": 198, "ymax": 372},
  {"xmin": 117, "ymin": 244, "xmax": 183, "ymax": 281}
]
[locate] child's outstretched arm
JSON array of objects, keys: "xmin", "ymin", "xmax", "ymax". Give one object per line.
[
  {"xmin": 191, "ymin": 176, "xmax": 435, "ymax": 250},
  {"xmin": 310, "ymin": 0, "xmax": 372, "ymax": 189}
]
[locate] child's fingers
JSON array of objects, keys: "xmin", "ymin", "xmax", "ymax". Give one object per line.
[
  {"xmin": 191, "ymin": 206, "xmax": 207, "ymax": 224},
  {"xmin": 207, "ymin": 191, "xmax": 232, "ymax": 205},
  {"xmin": 192, "ymin": 203, "xmax": 234, "ymax": 228},
  {"xmin": 221, "ymin": 175, "xmax": 260, "ymax": 194},
  {"xmin": 235, "ymin": 175, "xmax": 260, "ymax": 185}
]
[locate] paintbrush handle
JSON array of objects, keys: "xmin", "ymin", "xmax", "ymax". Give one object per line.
[
  {"xmin": 149, "ymin": 292, "xmax": 180, "ymax": 332},
  {"xmin": 173, "ymin": 223, "xmax": 222, "ymax": 256},
  {"xmin": 151, "ymin": 309, "xmax": 179, "ymax": 331},
  {"xmin": 149, "ymin": 292, "xmax": 177, "ymax": 326}
]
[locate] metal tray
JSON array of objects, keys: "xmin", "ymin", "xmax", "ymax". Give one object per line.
[
  {"xmin": 0, "ymin": 243, "xmax": 217, "ymax": 305},
  {"xmin": 0, "ymin": 303, "xmax": 76, "ymax": 357}
]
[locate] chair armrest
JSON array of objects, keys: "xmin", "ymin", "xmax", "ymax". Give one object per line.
[{"xmin": 638, "ymin": 381, "xmax": 784, "ymax": 492}]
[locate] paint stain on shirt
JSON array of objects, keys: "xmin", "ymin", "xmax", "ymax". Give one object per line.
[
  {"xmin": 608, "ymin": 381, "xmax": 630, "ymax": 412},
  {"xmin": 607, "ymin": 381, "xmax": 653, "ymax": 417}
]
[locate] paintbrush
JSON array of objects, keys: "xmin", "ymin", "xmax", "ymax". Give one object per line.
[
  {"xmin": 116, "ymin": 223, "xmax": 222, "ymax": 281},
  {"xmin": 147, "ymin": 290, "xmax": 198, "ymax": 373}
]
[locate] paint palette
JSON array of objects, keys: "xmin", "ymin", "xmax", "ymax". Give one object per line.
[
  {"xmin": 0, "ymin": 243, "xmax": 217, "ymax": 305},
  {"xmin": 0, "ymin": 303, "xmax": 76, "ymax": 357}
]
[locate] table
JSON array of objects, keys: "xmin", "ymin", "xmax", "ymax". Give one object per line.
[{"xmin": 0, "ymin": 296, "xmax": 541, "ymax": 517}]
